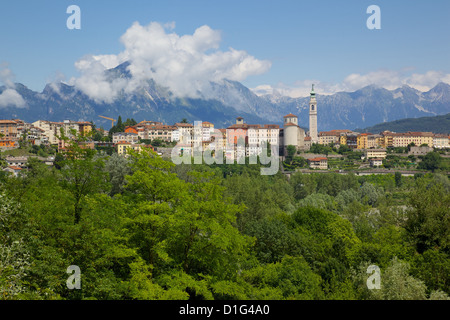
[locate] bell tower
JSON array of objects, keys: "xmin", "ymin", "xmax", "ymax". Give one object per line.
[{"xmin": 309, "ymin": 84, "xmax": 318, "ymax": 143}]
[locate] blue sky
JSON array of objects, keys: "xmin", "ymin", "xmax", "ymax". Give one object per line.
[{"xmin": 1, "ymin": 0, "xmax": 449, "ymax": 99}]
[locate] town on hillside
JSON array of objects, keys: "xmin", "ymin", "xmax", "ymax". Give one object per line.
[{"xmin": 1, "ymin": 86, "xmax": 449, "ymax": 176}]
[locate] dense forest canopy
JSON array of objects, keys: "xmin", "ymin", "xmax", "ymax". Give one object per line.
[{"xmin": 1, "ymin": 136, "xmax": 449, "ymax": 300}]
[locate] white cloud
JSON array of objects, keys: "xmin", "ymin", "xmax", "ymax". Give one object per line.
[
  {"xmin": 252, "ymin": 69, "xmax": 450, "ymax": 98},
  {"xmin": 0, "ymin": 88, "xmax": 26, "ymax": 108},
  {"xmin": 70, "ymin": 55, "xmax": 129, "ymax": 103},
  {"xmin": 69, "ymin": 21, "xmax": 271, "ymax": 102},
  {"xmin": 0, "ymin": 63, "xmax": 26, "ymax": 108}
]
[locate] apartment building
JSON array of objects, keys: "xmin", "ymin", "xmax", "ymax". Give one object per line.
[
  {"xmin": 226, "ymin": 118, "xmax": 280, "ymax": 158},
  {"xmin": 319, "ymin": 130, "xmax": 351, "ymax": 145},
  {"xmin": 345, "ymin": 133, "xmax": 358, "ymax": 149},
  {"xmin": 146, "ymin": 125, "xmax": 176, "ymax": 142},
  {"xmin": 201, "ymin": 121, "xmax": 215, "ymax": 142},
  {"xmin": 357, "ymin": 133, "xmax": 373, "ymax": 150},
  {"xmin": 112, "ymin": 132, "xmax": 139, "ymax": 144},
  {"xmin": 116, "ymin": 142, "xmax": 153, "ymax": 156},
  {"xmin": 0, "ymin": 120, "xmax": 18, "ymax": 138},
  {"xmin": 365, "ymin": 149, "xmax": 387, "ymax": 159},
  {"xmin": 173, "ymin": 123, "xmax": 194, "ymax": 144},
  {"xmin": 32, "ymin": 120, "xmax": 62, "ymax": 144},
  {"xmin": 433, "ymin": 134, "xmax": 449, "ymax": 149},
  {"xmin": 368, "ymin": 134, "xmax": 384, "ymax": 149},
  {"xmin": 27, "ymin": 126, "xmax": 47, "ymax": 145},
  {"xmin": 391, "ymin": 131, "xmax": 434, "ymax": 148}
]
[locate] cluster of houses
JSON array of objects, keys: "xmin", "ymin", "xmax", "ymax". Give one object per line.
[
  {"xmin": 318, "ymin": 129, "xmax": 449, "ymax": 150},
  {"xmin": 1, "ymin": 114, "xmax": 449, "ymax": 175},
  {"xmin": 0, "ymin": 119, "xmax": 94, "ymax": 149}
]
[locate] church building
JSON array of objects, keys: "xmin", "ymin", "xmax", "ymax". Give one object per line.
[{"xmin": 281, "ymin": 84, "xmax": 318, "ymax": 154}]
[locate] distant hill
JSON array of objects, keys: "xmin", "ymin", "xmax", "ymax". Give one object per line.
[{"xmin": 356, "ymin": 113, "xmax": 450, "ymax": 134}]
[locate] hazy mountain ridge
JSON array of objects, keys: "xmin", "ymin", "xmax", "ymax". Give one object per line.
[
  {"xmin": 0, "ymin": 62, "xmax": 449, "ymax": 130},
  {"xmin": 259, "ymin": 83, "xmax": 450, "ymax": 130}
]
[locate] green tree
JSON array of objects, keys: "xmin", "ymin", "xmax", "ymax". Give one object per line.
[
  {"xmin": 372, "ymin": 258, "xmax": 428, "ymax": 300},
  {"xmin": 104, "ymin": 153, "xmax": 132, "ymax": 196},
  {"xmin": 0, "ymin": 191, "xmax": 31, "ymax": 299},
  {"xmin": 411, "ymin": 249, "xmax": 450, "ymax": 295},
  {"xmin": 418, "ymin": 152, "xmax": 442, "ymax": 172},
  {"xmin": 395, "ymin": 172, "xmax": 402, "ymax": 187},
  {"xmin": 404, "ymin": 178, "xmax": 450, "ymax": 254},
  {"xmin": 242, "ymin": 256, "xmax": 324, "ymax": 300},
  {"xmin": 285, "ymin": 145, "xmax": 296, "ymax": 164},
  {"xmin": 353, "ymin": 258, "xmax": 429, "ymax": 300},
  {"xmin": 58, "ymin": 129, "xmax": 110, "ymax": 224},
  {"xmin": 121, "ymin": 148, "xmax": 253, "ymax": 297}
]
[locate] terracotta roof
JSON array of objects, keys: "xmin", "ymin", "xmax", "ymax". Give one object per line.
[
  {"xmin": 113, "ymin": 132, "xmax": 138, "ymax": 136},
  {"xmin": 283, "ymin": 113, "xmax": 297, "ymax": 118},
  {"xmin": 308, "ymin": 157, "xmax": 327, "ymax": 162},
  {"xmin": 284, "ymin": 123, "xmax": 298, "ymax": 127},
  {"xmin": 8, "ymin": 166, "xmax": 22, "ymax": 170},
  {"xmin": 319, "ymin": 131, "xmax": 341, "ymax": 136},
  {"xmin": 175, "ymin": 123, "xmax": 194, "ymax": 127},
  {"xmin": 138, "ymin": 121, "xmax": 163, "ymax": 125},
  {"xmin": 391, "ymin": 131, "xmax": 434, "ymax": 137},
  {"xmin": 147, "ymin": 125, "xmax": 176, "ymax": 130},
  {"xmin": 227, "ymin": 124, "xmax": 248, "ymax": 129},
  {"xmin": 263, "ymin": 124, "xmax": 280, "ymax": 129},
  {"xmin": 304, "ymin": 137, "xmax": 312, "ymax": 141}
]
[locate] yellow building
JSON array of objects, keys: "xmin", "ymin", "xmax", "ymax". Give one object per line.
[
  {"xmin": 117, "ymin": 142, "xmax": 153, "ymax": 156},
  {"xmin": 357, "ymin": 133, "xmax": 373, "ymax": 149},
  {"xmin": 78, "ymin": 121, "xmax": 93, "ymax": 135},
  {"xmin": 391, "ymin": 132, "xmax": 434, "ymax": 147},
  {"xmin": 379, "ymin": 131, "xmax": 394, "ymax": 148}
]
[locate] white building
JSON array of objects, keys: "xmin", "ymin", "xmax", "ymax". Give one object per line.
[
  {"xmin": 32, "ymin": 120, "xmax": 62, "ymax": 145},
  {"xmin": 112, "ymin": 132, "xmax": 139, "ymax": 144},
  {"xmin": 173, "ymin": 123, "xmax": 194, "ymax": 144},
  {"xmin": 433, "ymin": 134, "xmax": 449, "ymax": 149},
  {"xmin": 282, "ymin": 114, "xmax": 306, "ymax": 154},
  {"xmin": 369, "ymin": 158, "xmax": 383, "ymax": 167}
]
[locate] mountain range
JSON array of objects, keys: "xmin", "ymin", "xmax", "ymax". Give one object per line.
[{"xmin": 1, "ymin": 63, "xmax": 449, "ymax": 131}]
